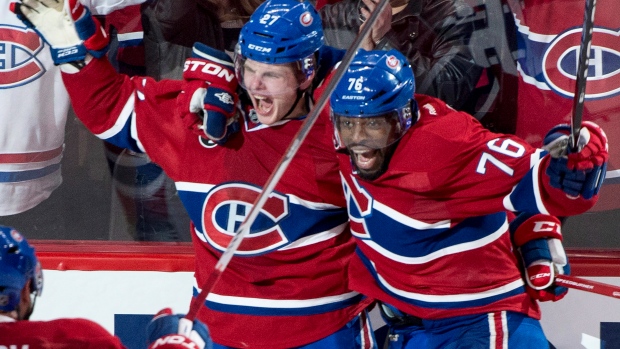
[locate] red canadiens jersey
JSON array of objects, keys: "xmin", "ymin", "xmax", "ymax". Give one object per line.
[
  {"xmin": 508, "ymin": 0, "xmax": 620, "ymax": 211},
  {"xmin": 335, "ymin": 94, "xmax": 597, "ymax": 320},
  {"xmin": 0, "ymin": 316, "xmax": 126, "ymax": 348},
  {"xmin": 62, "ymin": 58, "xmax": 370, "ymax": 349}
]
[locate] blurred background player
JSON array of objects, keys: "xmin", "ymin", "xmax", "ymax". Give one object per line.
[
  {"xmin": 327, "ymin": 49, "xmax": 607, "ymax": 348},
  {"xmin": 0, "ymin": 0, "xmax": 70, "ymax": 236},
  {"xmin": 507, "ymin": 0, "xmax": 620, "ymax": 247},
  {"xmin": 10, "ymin": 0, "xmax": 377, "ymax": 347},
  {"xmin": 0, "ymin": 225, "xmax": 212, "ymax": 349}
]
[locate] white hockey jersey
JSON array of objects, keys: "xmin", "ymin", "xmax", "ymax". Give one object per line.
[{"xmin": 0, "ymin": 2, "xmax": 69, "ymax": 215}]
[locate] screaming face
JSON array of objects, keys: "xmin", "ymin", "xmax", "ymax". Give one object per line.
[
  {"xmin": 336, "ymin": 114, "xmax": 402, "ymax": 180},
  {"xmin": 240, "ymin": 59, "xmax": 309, "ymax": 125}
]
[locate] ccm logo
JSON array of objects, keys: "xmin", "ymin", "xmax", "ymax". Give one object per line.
[
  {"xmin": 184, "ymin": 60, "xmax": 235, "ymax": 83},
  {"xmin": 530, "ymin": 273, "xmax": 551, "ymax": 280},
  {"xmin": 57, "ymin": 47, "xmax": 78, "ymax": 57},
  {"xmin": 248, "ymin": 44, "xmax": 272, "ymax": 53},
  {"xmin": 533, "ymin": 221, "xmax": 561, "ymax": 234}
]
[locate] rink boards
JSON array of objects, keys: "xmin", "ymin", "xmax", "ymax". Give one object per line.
[{"xmin": 31, "ymin": 241, "xmax": 620, "ymax": 349}]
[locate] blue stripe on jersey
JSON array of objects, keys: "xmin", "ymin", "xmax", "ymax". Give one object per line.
[
  {"xmin": 357, "ymin": 210, "xmax": 507, "ymax": 259},
  {"xmin": 507, "ymin": 152, "xmax": 547, "ymax": 214},
  {"xmin": 102, "ymin": 115, "xmax": 143, "ymax": 153},
  {"xmin": 356, "ymin": 249, "xmax": 526, "ymax": 310},
  {"xmin": 196, "ymin": 287, "xmax": 366, "ymax": 316},
  {"xmin": 0, "ymin": 163, "xmax": 61, "ymax": 183}
]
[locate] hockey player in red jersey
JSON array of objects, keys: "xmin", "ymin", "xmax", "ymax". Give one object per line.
[
  {"xmin": 328, "ymin": 49, "xmax": 608, "ymax": 348},
  {"xmin": 0, "ymin": 225, "xmax": 212, "ymax": 349},
  {"xmin": 10, "ymin": 0, "xmax": 376, "ymax": 347}
]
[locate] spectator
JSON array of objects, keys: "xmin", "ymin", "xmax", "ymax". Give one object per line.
[
  {"xmin": 141, "ymin": 0, "xmax": 264, "ymax": 80},
  {"xmin": 318, "ymin": 0, "xmax": 483, "ymax": 111}
]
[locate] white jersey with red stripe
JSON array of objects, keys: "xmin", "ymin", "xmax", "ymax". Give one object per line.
[
  {"xmin": 61, "ymin": 57, "xmax": 371, "ymax": 349},
  {"xmin": 0, "ymin": 4, "xmax": 68, "ymax": 215},
  {"xmin": 508, "ymin": 0, "xmax": 620, "ymax": 211},
  {"xmin": 336, "ymin": 94, "xmax": 597, "ymax": 321}
]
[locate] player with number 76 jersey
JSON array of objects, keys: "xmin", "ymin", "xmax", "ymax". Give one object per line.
[{"xmin": 327, "ymin": 49, "xmax": 608, "ymax": 348}]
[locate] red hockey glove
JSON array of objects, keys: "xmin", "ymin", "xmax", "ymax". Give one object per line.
[
  {"xmin": 178, "ymin": 43, "xmax": 239, "ymax": 144},
  {"xmin": 510, "ymin": 213, "xmax": 569, "ymax": 302},
  {"xmin": 147, "ymin": 308, "xmax": 212, "ymax": 349},
  {"xmin": 543, "ymin": 121, "xmax": 608, "ymax": 199},
  {"xmin": 11, "ymin": 0, "xmax": 109, "ymax": 66}
]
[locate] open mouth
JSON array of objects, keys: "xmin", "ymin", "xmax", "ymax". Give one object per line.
[
  {"xmin": 350, "ymin": 147, "xmax": 378, "ymax": 170},
  {"xmin": 253, "ymin": 95, "xmax": 274, "ymax": 116}
]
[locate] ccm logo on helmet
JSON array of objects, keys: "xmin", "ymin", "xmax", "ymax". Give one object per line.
[
  {"xmin": 184, "ymin": 59, "xmax": 235, "ymax": 83},
  {"xmin": 248, "ymin": 44, "xmax": 272, "ymax": 53}
]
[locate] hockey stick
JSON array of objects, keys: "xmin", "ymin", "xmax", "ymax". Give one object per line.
[
  {"xmin": 179, "ymin": 0, "xmax": 391, "ymax": 334},
  {"xmin": 570, "ymin": 0, "xmax": 597, "ymax": 151},
  {"xmin": 555, "ymin": 274, "xmax": 620, "ymax": 299}
]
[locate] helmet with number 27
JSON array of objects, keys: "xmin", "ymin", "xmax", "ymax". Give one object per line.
[{"xmin": 235, "ymin": 0, "xmax": 323, "ymax": 94}]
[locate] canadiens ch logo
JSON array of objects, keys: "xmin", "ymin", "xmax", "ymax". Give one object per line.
[
  {"xmin": 543, "ymin": 26, "xmax": 620, "ymax": 99},
  {"xmin": 341, "ymin": 174, "xmax": 373, "ymax": 239},
  {"xmin": 202, "ymin": 183, "xmax": 290, "ymax": 254},
  {"xmin": 0, "ymin": 25, "xmax": 46, "ymax": 89}
]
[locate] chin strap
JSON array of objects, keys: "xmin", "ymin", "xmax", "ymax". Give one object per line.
[{"xmin": 281, "ymin": 88, "xmax": 307, "ymax": 120}]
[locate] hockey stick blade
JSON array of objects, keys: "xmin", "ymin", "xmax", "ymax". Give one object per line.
[
  {"xmin": 570, "ymin": 0, "xmax": 597, "ymax": 151},
  {"xmin": 181, "ymin": 0, "xmax": 391, "ymax": 330},
  {"xmin": 555, "ymin": 274, "xmax": 620, "ymax": 299}
]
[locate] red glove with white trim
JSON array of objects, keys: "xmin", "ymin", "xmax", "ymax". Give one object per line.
[
  {"xmin": 147, "ymin": 308, "xmax": 212, "ymax": 349},
  {"xmin": 178, "ymin": 43, "xmax": 239, "ymax": 144},
  {"xmin": 510, "ymin": 213, "xmax": 570, "ymax": 302},
  {"xmin": 543, "ymin": 121, "xmax": 608, "ymax": 199}
]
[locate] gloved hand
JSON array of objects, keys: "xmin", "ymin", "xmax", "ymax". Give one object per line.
[
  {"xmin": 179, "ymin": 42, "xmax": 239, "ymax": 144},
  {"xmin": 543, "ymin": 121, "xmax": 608, "ymax": 199},
  {"xmin": 147, "ymin": 308, "xmax": 213, "ymax": 349},
  {"xmin": 510, "ymin": 213, "xmax": 570, "ymax": 302},
  {"xmin": 10, "ymin": 0, "xmax": 109, "ymax": 66}
]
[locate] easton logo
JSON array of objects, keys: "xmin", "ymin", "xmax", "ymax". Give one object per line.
[
  {"xmin": 0, "ymin": 25, "xmax": 46, "ymax": 89},
  {"xmin": 543, "ymin": 27, "xmax": 620, "ymax": 99},
  {"xmin": 202, "ymin": 183, "xmax": 290, "ymax": 254}
]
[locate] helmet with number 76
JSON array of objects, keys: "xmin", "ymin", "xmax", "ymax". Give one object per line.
[{"xmin": 331, "ymin": 49, "xmax": 417, "ymax": 151}]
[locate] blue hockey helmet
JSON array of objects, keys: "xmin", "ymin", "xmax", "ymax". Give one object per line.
[
  {"xmin": 0, "ymin": 226, "xmax": 43, "ymax": 312},
  {"xmin": 235, "ymin": 0, "xmax": 324, "ymax": 92},
  {"xmin": 331, "ymin": 49, "xmax": 417, "ymax": 150}
]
